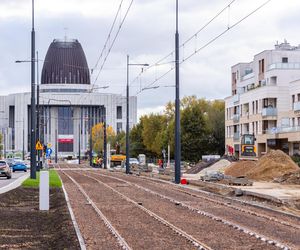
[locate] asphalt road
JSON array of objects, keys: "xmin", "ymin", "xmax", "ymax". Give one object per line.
[{"xmin": 0, "ymin": 171, "xmax": 29, "ymax": 192}]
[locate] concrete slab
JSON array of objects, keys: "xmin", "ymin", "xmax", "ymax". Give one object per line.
[{"xmin": 239, "ymin": 182, "xmax": 300, "ymax": 201}]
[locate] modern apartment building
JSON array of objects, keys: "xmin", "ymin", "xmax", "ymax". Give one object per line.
[{"xmin": 225, "ymin": 41, "xmax": 300, "ymax": 157}]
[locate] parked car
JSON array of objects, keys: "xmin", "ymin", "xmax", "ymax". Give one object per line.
[
  {"xmin": 12, "ymin": 161, "xmax": 27, "ymax": 172},
  {"xmin": 5, "ymin": 158, "xmax": 15, "ymax": 168},
  {"xmin": 0, "ymin": 161, "xmax": 12, "ymax": 179},
  {"xmin": 129, "ymin": 158, "xmax": 139, "ymax": 165}
]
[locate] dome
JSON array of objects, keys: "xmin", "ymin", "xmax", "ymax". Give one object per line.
[{"xmin": 41, "ymin": 39, "xmax": 90, "ymax": 84}]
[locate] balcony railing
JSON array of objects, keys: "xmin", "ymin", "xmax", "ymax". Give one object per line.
[
  {"xmin": 294, "ymin": 102, "xmax": 300, "ymax": 111},
  {"xmin": 232, "ymin": 114, "xmax": 240, "ymax": 123},
  {"xmin": 265, "ymin": 126, "xmax": 300, "ymax": 134},
  {"xmin": 268, "ymin": 62, "xmax": 300, "ymax": 70},
  {"xmin": 233, "ymin": 132, "xmax": 240, "ymax": 141},
  {"xmin": 232, "ymin": 94, "xmax": 239, "ymax": 104},
  {"xmin": 262, "ymin": 107, "xmax": 277, "ymax": 117},
  {"xmin": 241, "ymin": 72, "xmax": 254, "ymax": 81}
]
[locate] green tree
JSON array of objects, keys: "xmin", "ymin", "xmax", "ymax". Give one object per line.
[
  {"xmin": 181, "ymin": 101, "xmax": 208, "ymax": 162},
  {"xmin": 206, "ymin": 100, "xmax": 225, "ymax": 155},
  {"xmin": 130, "ymin": 121, "xmax": 147, "ymax": 157}
]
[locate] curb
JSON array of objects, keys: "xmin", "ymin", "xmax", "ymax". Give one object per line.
[
  {"xmin": 60, "ymin": 176, "xmax": 87, "ymax": 250},
  {"xmin": 0, "ymin": 173, "xmax": 30, "ymax": 194}
]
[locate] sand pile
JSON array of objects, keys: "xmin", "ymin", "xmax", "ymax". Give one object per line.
[
  {"xmin": 224, "ymin": 161, "xmax": 257, "ymax": 177},
  {"xmin": 273, "ymin": 170, "xmax": 300, "ymax": 185},
  {"xmin": 199, "ymin": 159, "xmax": 231, "ymax": 175},
  {"xmin": 246, "ymin": 150, "xmax": 299, "ymax": 181}
]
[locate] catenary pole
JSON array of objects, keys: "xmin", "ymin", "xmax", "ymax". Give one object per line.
[
  {"xmin": 175, "ymin": 0, "xmax": 181, "ymax": 184},
  {"xmin": 30, "ymin": 0, "xmax": 37, "ymax": 179},
  {"xmin": 126, "ymin": 55, "xmax": 130, "ymax": 174}
]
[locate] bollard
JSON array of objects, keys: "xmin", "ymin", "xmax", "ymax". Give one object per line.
[{"xmin": 39, "ymin": 171, "xmax": 49, "ymax": 211}]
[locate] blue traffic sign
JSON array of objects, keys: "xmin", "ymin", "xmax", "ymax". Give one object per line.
[{"xmin": 46, "ymin": 148, "xmax": 53, "ymax": 156}]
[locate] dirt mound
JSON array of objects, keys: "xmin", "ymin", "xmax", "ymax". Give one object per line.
[
  {"xmin": 186, "ymin": 160, "xmax": 218, "ymax": 174},
  {"xmin": 273, "ymin": 170, "xmax": 300, "ymax": 185},
  {"xmin": 247, "ymin": 150, "xmax": 299, "ymax": 181},
  {"xmin": 225, "ymin": 161, "xmax": 257, "ymax": 177}
]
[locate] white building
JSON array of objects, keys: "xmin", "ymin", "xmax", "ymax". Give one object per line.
[
  {"xmin": 0, "ymin": 39, "xmax": 137, "ymax": 157},
  {"xmin": 225, "ymin": 41, "xmax": 300, "ymax": 157}
]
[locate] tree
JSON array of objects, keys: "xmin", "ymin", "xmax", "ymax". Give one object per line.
[
  {"xmin": 91, "ymin": 123, "xmax": 115, "ymax": 155},
  {"xmin": 111, "ymin": 131, "xmax": 126, "ymax": 154},
  {"xmin": 206, "ymin": 100, "xmax": 225, "ymax": 155},
  {"xmin": 130, "ymin": 121, "xmax": 147, "ymax": 157},
  {"xmin": 181, "ymin": 101, "xmax": 208, "ymax": 162}
]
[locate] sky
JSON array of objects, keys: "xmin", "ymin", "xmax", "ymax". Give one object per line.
[{"xmin": 0, "ymin": 0, "xmax": 299, "ymax": 118}]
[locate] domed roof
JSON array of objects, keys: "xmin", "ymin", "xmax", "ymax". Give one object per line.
[{"xmin": 41, "ymin": 39, "xmax": 90, "ymax": 84}]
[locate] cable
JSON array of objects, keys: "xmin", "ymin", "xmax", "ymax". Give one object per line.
[
  {"xmin": 129, "ymin": 0, "xmax": 236, "ymax": 87},
  {"xmin": 92, "ymin": 0, "xmax": 125, "ymax": 73},
  {"xmin": 93, "ymin": 0, "xmax": 134, "ymax": 86},
  {"xmin": 135, "ymin": 0, "xmax": 272, "ymax": 95}
]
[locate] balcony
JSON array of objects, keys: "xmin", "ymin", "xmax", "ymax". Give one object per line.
[
  {"xmin": 265, "ymin": 126, "xmax": 300, "ymax": 134},
  {"xmin": 233, "ymin": 132, "xmax": 240, "ymax": 141},
  {"xmin": 294, "ymin": 102, "xmax": 300, "ymax": 111},
  {"xmin": 232, "ymin": 94, "xmax": 239, "ymax": 104},
  {"xmin": 268, "ymin": 62, "xmax": 300, "ymax": 70},
  {"xmin": 232, "ymin": 114, "xmax": 240, "ymax": 123},
  {"xmin": 262, "ymin": 107, "xmax": 277, "ymax": 117}
]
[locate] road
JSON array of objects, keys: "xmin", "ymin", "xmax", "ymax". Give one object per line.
[{"xmin": 0, "ymin": 171, "xmax": 29, "ymax": 194}]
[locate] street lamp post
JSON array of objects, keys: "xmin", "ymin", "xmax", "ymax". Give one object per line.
[
  {"xmin": 174, "ymin": 0, "xmax": 181, "ymax": 184},
  {"xmin": 126, "ymin": 55, "xmax": 149, "ymax": 174},
  {"xmin": 30, "ymin": 0, "xmax": 37, "ymax": 179}
]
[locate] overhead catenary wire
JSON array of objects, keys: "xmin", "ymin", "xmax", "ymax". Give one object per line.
[
  {"xmin": 135, "ymin": 0, "xmax": 273, "ymax": 96},
  {"xmin": 92, "ymin": 0, "xmax": 125, "ymax": 74},
  {"xmin": 129, "ymin": 0, "xmax": 236, "ymax": 88}
]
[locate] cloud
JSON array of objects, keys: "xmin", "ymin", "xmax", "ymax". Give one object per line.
[{"xmin": 0, "ymin": 0, "xmax": 299, "ymax": 118}]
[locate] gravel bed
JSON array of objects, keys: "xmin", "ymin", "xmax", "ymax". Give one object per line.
[
  {"xmin": 66, "ymin": 171, "xmax": 199, "ymax": 250},
  {"xmin": 60, "ymin": 173, "xmax": 123, "ymax": 250},
  {"xmin": 92, "ymin": 171, "xmax": 300, "ymax": 249},
  {"xmin": 113, "ymin": 171, "xmax": 300, "ymax": 226},
  {"xmin": 84, "ymin": 171, "xmax": 280, "ymax": 250}
]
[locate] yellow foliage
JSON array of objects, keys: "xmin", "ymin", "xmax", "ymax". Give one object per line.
[{"xmin": 92, "ymin": 123, "xmax": 116, "ymax": 154}]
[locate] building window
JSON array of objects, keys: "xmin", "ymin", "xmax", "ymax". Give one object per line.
[
  {"xmin": 117, "ymin": 106, "xmax": 122, "ymax": 119},
  {"xmin": 292, "ymin": 95, "xmax": 295, "ymax": 104},
  {"xmin": 298, "ymin": 94, "xmax": 300, "ymax": 102},
  {"xmin": 282, "ymin": 57, "xmax": 288, "ymax": 63},
  {"xmin": 117, "ymin": 122, "xmax": 122, "ymax": 133},
  {"xmin": 58, "ymin": 107, "xmax": 73, "ymax": 135}
]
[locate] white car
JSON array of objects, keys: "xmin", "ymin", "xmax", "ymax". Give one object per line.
[{"xmin": 129, "ymin": 158, "xmax": 139, "ymax": 165}]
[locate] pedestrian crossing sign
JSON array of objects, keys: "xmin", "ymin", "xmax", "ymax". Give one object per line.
[{"xmin": 36, "ymin": 141, "xmax": 43, "ymax": 150}]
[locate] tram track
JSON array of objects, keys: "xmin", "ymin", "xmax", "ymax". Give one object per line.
[
  {"xmin": 85, "ymin": 170, "xmax": 298, "ymax": 250},
  {"xmin": 59, "ymin": 167, "xmax": 210, "ymax": 250}
]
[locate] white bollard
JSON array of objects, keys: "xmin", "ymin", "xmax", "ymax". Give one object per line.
[{"xmin": 39, "ymin": 171, "xmax": 49, "ymax": 211}]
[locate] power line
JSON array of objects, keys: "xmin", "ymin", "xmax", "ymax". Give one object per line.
[
  {"xmin": 129, "ymin": 0, "xmax": 236, "ymax": 87},
  {"xmin": 135, "ymin": 0, "xmax": 272, "ymax": 95},
  {"xmin": 92, "ymin": 0, "xmax": 134, "ymax": 86},
  {"xmin": 92, "ymin": 0, "xmax": 125, "ymax": 73}
]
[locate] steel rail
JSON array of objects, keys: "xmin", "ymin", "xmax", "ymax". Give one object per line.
[
  {"xmin": 76, "ymin": 171, "xmax": 212, "ymax": 250},
  {"xmin": 60, "ymin": 169, "xmax": 132, "ymax": 250},
  {"xmin": 87, "ymin": 171, "xmax": 291, "ymax": 250},
  {"xmin": 121, "ymin": 173, "xmax": 300, "ymax": 231}
]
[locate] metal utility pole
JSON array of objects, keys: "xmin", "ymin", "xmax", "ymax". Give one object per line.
[
  {"xmin": 126, "ymin": 56, "xmax": 148, "ymax": 174},
  {"xmin": 126, "ymin": 55, "xmax": 130, "ymax": 174},
  {"xmin": 22, "ymin": 121, "xmax": 25, "ymax": 160},
  {"xmin": 174, "ymin": 0, "xmax": 181, "ymax": 184},
  {"xmin": 55, "ymin": 128, "xmax": 58, "ymax": 163},
  {"xmin": 30, "ymin": 0, "xmax": 36, "ymax": 179},
  {"xmin": 103, "ymin": 107, "xmax": 107, "ymax": 169},
  {"xmin": 89, "ymin": 116, "xmax": 93, "ymax": 167},
  {"xmin": 78, "ymin": 123, "xmax": 81, "ymax": 164},
  {"xmin": 36, "ymin": 51, "xmax": 41, "ymax": 171}
]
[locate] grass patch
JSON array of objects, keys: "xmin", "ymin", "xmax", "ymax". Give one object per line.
[{"xmin": 22, "ymin": 170, "xmax": 62, "ymax": 188}]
